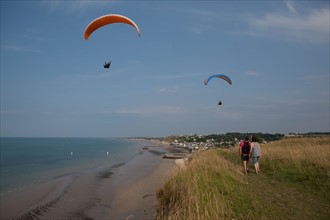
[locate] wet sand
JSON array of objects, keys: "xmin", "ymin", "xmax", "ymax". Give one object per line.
[{"xmin": 0, "ymin": 145, "xmax": 179, "ymax": 220}]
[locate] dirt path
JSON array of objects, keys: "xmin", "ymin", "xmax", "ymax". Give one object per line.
[{"xmin": 241, "ymin": 166, "xmax": 329, "ymax": 219}]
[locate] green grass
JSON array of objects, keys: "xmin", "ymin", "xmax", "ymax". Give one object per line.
[
  {"xmin": 156, "ymin": 136, "xmax": 330, "ymax": 220},
  {"xmin": 260, "ymin": 137, "xmax": 330, "ymax": 197}
]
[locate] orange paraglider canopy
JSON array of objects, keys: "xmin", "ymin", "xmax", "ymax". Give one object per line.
[{"xmin": 84, "ymin": 14, "xmax": 141, "ymax": 40}]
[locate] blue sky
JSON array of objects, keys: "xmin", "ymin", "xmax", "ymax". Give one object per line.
[{"xmin": 1, "ymin": 1, "xmax": 329, "ymax": 137}]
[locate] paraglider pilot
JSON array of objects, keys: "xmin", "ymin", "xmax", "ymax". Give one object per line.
[
  {"xmin": 218, "ymin": 101, "xmax": 222, "ymax": 106},
  {"xmin": 104, "ymin": 61, "xmax": 111, "ymax": 69}
]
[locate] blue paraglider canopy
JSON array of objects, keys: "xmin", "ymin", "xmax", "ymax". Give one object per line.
[{"xmin": 204, "ymin": 74, "xmax": 232, "ymax": 86}]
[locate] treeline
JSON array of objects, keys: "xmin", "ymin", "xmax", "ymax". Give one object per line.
[{"xmin": 288, "ymin": 132, "xmax": 330, "ymax": 136}]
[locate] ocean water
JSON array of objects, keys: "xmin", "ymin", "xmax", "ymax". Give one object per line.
[{"xmin": 0, "ymin": 138, "xmax": 143, "ymax": 194}]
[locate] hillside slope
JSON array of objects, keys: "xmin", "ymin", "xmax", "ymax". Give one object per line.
[{"xmin": 156, "ymin": 137, "xmax": 330, "ymax": 220}]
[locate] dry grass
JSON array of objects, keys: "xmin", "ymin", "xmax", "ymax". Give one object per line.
[
  {"xmin": 156, "ymin": 150, "xmax": 247, "ymax": 219},
  {"xmin": 156, "ymin": 136, "xmax": 330, "ymax": 220},
  {"xmin": 261, "ymin": 137, "xmax": 330, "ymax": 195},
  {"xmin": 263, "ymin": 137, "xmax": 329, "ymax": 166}
]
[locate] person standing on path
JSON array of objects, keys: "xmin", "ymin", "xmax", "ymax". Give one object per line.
[
  {"xmin": 250, "ymin": 136, "xmax": 261, "ymax": 174},
  {"xmin": 239, "ymin": 136, "xmax": 252, "ymax": 174}
]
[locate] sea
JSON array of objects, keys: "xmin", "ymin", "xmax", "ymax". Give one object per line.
[{"xmin": 0, "ymin": 137, "xmax": 144, "ymax": 195}]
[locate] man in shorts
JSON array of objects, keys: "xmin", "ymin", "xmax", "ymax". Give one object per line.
[{"xmin": 239, "ymin": 136, "xmax": 252, "ymax": 174}]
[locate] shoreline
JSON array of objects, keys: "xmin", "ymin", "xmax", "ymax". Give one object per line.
[
  {"xmin": 107, "ymin": 149, "xmax": 176, "ymax": 219},
  {"xmin": 0, "ymin": 142, "xmax": 181, "ymax": 220}
]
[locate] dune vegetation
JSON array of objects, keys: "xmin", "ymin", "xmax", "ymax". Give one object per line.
[{"xmin": 156, "ymin": 136, "xmax": 330, "ymax": 220}]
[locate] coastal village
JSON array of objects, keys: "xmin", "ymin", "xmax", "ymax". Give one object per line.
[
  {"xmin": 168, "ymin": 136, "xmax": 233, "ymax": 152},
  {"xmin": 141, "ymin": 132, "xmax": 329, "ymax": 156},
  {"xmin": 144, "ymin": 133, "xmax": 285, "ymax": 152}
]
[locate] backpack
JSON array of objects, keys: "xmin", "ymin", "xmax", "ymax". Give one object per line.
[{"xmin": 242, "ymin": 141, "xmax": 250, "ymax": 154}]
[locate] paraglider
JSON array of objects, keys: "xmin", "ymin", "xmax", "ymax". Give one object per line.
[
  {"xmin": 204, "ymin": 74, "xmax": 232, "ymax": 86},
  {"xmin": 103, "ymin": 61, "xmax": 111, "ymax": 69},
  {"xmin": 204, "ymin": 74, "xmax": 232, "ymax": 106},
  {"xmin": 84, "ymin": 14, "xmax": 140, "ymax": 69},
  {"xmin": 84, "ymin": 14, "xmax": 141, "ymax": 40}
]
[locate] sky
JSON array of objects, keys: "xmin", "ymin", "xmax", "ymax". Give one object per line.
[{"xmin": 1, "ymin": 0, "xmax": 329, "ymax": 138}]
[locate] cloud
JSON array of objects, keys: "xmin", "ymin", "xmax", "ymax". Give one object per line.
[
  {"xmin": 188, "ymin": 27, "xmax": 203, "ymax": 35},
  {"xmin": 187, "ymin": 9, "xmax": 221, "ymax": 34},
  {"xmin": 116, "ymin": 105, "xmax": 184, "ymax": 115},
  {"xmin": 245, "ymin": 70, "xmax": 259, "ymax": 77},
  {"xmin": 285, "ymin": 1, "xmax": 297, "ymax": 14},
  {"xmin": 245, "ymin": 6, "xmax": 329, "ymax": 44},
  {"xmin": 68, "ymin": 1, "xmax": 108, "ymax": 10},
  {"xmin": 2, "ymin": 44, "xmax": 41, "ymax": 53},
  {"xmin": 189, "ymin": 9, "xmax": 218, "ymax": 18},
  {"xmin": 151, "ymin": 72, "xmax": 205, "ymax": 81},
  {"xmin": 300, "ymin": 73, "xmax": 329, "ymax": 81},
  {"xmin": 158, "ymin": 86, "xmax": 179, "ymax": 94},
  {"xmin": 198, "ymin": 105, "xmax": 247, "ymax": 121},
  {"xmin": 3, "ymin": 45, "xmax": 26, "ymax": 52},
  {"xmin": 41, "ymin": 0, "xmax": 112, "ymax": 13}
]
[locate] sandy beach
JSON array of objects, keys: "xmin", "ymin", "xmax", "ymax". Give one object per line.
[{"xmin": 0, "ymin": 143, "xmax": 183, "ymax": 220}]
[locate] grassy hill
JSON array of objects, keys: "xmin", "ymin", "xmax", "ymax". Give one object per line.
[{"xmin": 156, "ymin": 136, "xmax": 330, "ymax": 220}]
